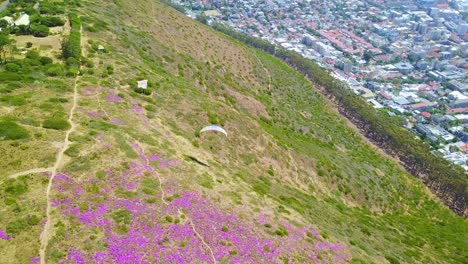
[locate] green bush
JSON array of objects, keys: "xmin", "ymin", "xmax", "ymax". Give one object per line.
[
  {"xmin": 30, "ymin": 24, "xmax": 50, "ymax": 37},
  {"xmin": 25, "ymin": 50, "xmax": 40, "ymax": 60},
  {"xmin": 39, "ymin": 16, "xmax": 65, "ymax": 27},
  {"xmin": 66, "ymin": 57, "xmax": 79, "ymax": 67},
  {"xmin": 66, "ymin": 67, "xmax": 79, "ymax": 77},
  {"xmin": 47, "ymin": 65, "xmax": 63, "ymax": 76},
  {"xmin": 45, "ymin": 80, "xmax": 69, "ymax": 92},
  {"xmin": 40, "ymin": 56, "xmax": 53, "ymax": 65},
  {"xmin": 6, "ymin": 219, "xmax": 29, "ymax": 235},
  {"xmin": 0, "ymin": 121, "xmax": 29, "ymax": 140},
  {"xmin": 274, "ymin": 225, "xmax": 289, "ymax": 236},
  {"xmin": 49, "ymin": 98, "xmax": 68, "ymax": 103},
  {"xmin": 385, "ymin": 255, "xmax": 401, "ymax": 264},
  {"xmin": 0, "ymin": 72, "xmax": 21, "ymax": 81},
  {"xmin": 0, "ymin": 95, "xmax": 27, "ymax": 106},
  {"xmin": 5, "ymin": 183, "xmax": 28, "ymax": 196},
  {"xmin": 23, "ymin": 58, "xmax": 41, "ymax": 67},
  {"xmin": 5, "ymin": 63, "xmax": 21, "ymax": 72},
  {"xmin": 43, "ymin": 118, "xmax": 70, "ymax": 130},
  {"xmin": 64, "ymin": 143, "xmax": 80, "ymax": 157},
  {"xmin": 111, "ymin": 209, "xmax": 132, "ymax": 224},
  {"xmin": 6, "ymin": 215, "xmax": 40, "ymax": 235},
  {"xmin": 39, "ymin": 1, "xmax": 65, "ymax": 14},
  {"xmin": 106, "ymin": 64, "xmax": 114, "ymax": 74},
  {"xmin": 134, "ymin": 87, "xmax": 152, "ymax": 95}
]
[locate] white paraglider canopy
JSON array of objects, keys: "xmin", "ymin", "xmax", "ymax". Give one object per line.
[{"xmin": 200, "ymin": 125, "xmax": 227, "ymax": 136}]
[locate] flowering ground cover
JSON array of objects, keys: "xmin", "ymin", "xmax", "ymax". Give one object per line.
[{"xmin": 41, "ymin": 142, "xmax": 349, "ymax": 263}]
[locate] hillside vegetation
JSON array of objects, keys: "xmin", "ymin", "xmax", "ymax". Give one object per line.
[
  {"xmin": 0, "ymin": 0, "xmax": 466, "ymax": 263},
  {"xmin": 209, "ymin": 23, "xmax": 467, "ymax": 217}
]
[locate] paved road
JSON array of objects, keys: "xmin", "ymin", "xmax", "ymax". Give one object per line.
[{"xmin": 0, "ymin": 0, "xmax": 10, "ymax": 12}]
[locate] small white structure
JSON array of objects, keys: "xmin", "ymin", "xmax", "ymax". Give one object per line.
[
  {"xmin": 137, "ymin": 80, "xmax": 148, "ymax": 90},
  {"xmin": 98, "ymin": 45, "xmax": 105, "ymax": 51},
  {"xmin": 1, "ymin": 16, "xmax": 14, "ymax": 26},
  {"xmin": 14, "ymin": 13, "xmax": 30, "ymax": 26}
]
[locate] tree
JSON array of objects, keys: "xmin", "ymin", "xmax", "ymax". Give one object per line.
[
  {"xmin": 0, "ymin": 19, "xmax": 9, "ymax": 29},
  {"xmin": 8, "ymin": 39, "xmax": 16, "ymax": 61},
  {"xmin": 30, "ymin": 24, "xmax": 50, "ymax": 37},
  {"xmin": 363, "ymin": 51, "xmax": 373, "ymax": 63},
  {"xmin": 196, "ymin": 14, "xmax": 208, "ymax": 25},
  {"xmin": 0, "ymin": 33, "xmax": 10, "ymax": 63}
]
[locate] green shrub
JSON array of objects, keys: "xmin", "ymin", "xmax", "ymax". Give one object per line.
[
  {"xmin": 30, "ymin": 24, "xmax": 50, "ymax": 37},
  {"xmin": 23, "ymin": 58, "xmax": 41, "ymax": 66},
  {"xmin": 66, "ymin": 57, "xmax": 79, "ymax": 67},
  {"xmin": 274, "ymin": 225, "xmax": 289, "ymax": 237},
  {"xmin": 0, "ymin": 121, "xmax": 29, "ymax": 140},
  {"xmin": 0, "ymin": 72, "xmax": 21, "ymax": 81},
  {"xmin": 5, "ymin": 63, "xmax": 21, "ymax": 72},
  {"xmin": 85, "ymin": 60, "xmax": 94, "ymax": 68},
  {"xmin": 5, "ymin": 183, "xmax": 28, "ymax": 196},
  {"xmin": 66, "ymin": 67, "xmax": 79, "ymax": 77},
  {"xmin": 320, "ymin": 231, "xmax": 329, "ymax": 239},
  {"xmin": 48, "ymin": 98, "xmax": 68, "ymax": 103},
  {"xmin": 85, "ymin": 183, "xmax": 100, "ymax": 194},
  {"xmin": 64, "ymin": 143, "xmax": 80, "ymax": 157},
  {"xmin": 45, "ymin": 80, "xmax": 69, "ymax": 92},
  {"xmin": 106, "ymin": 64, "xmax": 114, "ymax": 74},
  {"xmin": 111, "ymin": 209, "xmax": 132, "ymax": 224},
  {"xmin": 25, "ymin": 50, "xmax": 40, "ymax": 60},
  {"xmin": 385, "ymin": 255, "xmax": 400, "ymax": 264},
  {"xmin": 26, "ymin": 215, "xmax": 40, "ymax": 226},
  {"xmin": 196, "ymin": 173, "xmax": 213, "ymax": 189},
  {"xmin": 47, "ymin": 65, "xmax": 63, "ymax": 76},
  {"xmin": 43, "ymin": 118, "xmax": 70, "ymax": 130},
  {"xmin": 0, "ymin": 95, "xmax": 27, "ymax": 106},
  {"xmin": 6, "ymin": 219, "xmax": 29, "ymax": 235},
  {"xmin": 6, "ymin": 215, "xmax": 40, "ymax": 235},
  {"xmin": 40, "ymin": 56, "xmax": 53, "ymax": 65},
  {"xmin": 40, "ymin": 1, "xmax": 65, "ymax": 15},
  {"xmin": 39, "ymin": 16, "xmax": 65, "ymax": 27}
]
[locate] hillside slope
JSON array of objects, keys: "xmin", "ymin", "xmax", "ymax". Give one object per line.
[{"xmin": 0, "ymin": 0, "xmax": 466, "ymax": 263}]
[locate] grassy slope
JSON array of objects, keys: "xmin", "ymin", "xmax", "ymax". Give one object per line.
[{"xmin": 0, "ymin": 0, "xmax": 466, "ymax": 263}]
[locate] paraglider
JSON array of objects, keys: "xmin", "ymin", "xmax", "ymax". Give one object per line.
[{"xmin": 200, "ymin": 125, "xmax": 227, "ymax": 136}]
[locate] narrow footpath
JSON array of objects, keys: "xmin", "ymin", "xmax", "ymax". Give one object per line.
[{"xmin": 39, "ymin": 27, "xmax": 82, "ymax": 264}]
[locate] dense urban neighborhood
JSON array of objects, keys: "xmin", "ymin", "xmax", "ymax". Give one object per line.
[{"xmin": 174, "ymin": 0, "xmax": 468, "ymax": 170}]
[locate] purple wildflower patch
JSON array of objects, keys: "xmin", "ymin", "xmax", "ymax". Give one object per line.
[
  {"xmin": 51, "ymin": 142, "xmax": 349, "ymax": 263},
  {"xmin": 106, "ymin": 93, "xmax": 123, "ymax": 103},
  {"xmin": 109, "ymin": 117, "xmax": 125, "ymax": 126},
  {"xmin": 0, "ymin": 229, "xmax": 11, "ymax": 240},
  {"xmin": 86, "ymin": 111, "xmax": 105, "ymax": 119}
]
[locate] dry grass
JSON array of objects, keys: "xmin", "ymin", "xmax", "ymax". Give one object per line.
[{"xmin": 14, "ymin": 35, "xmax": 62, "ymax": 51}]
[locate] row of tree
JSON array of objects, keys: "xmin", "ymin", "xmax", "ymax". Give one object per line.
[
  {"xmin": 0, "ymin": 33, "xmax": 16, "ymax": 63},
  {"xmin": 62, "ymin": 13, "xmax": 81, "ymax": 62},
  {"xmin": 211, "ymin": 23, "xmax": 467, "ymax": 217}
]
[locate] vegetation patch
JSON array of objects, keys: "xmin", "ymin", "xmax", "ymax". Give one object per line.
[
  {"xmin": 0, "ymin": 121, "xmax": 29, "ymax": 140},
  {"xmin": 43, "ymin": 118, "xmax": 70, "ymax": 130}
]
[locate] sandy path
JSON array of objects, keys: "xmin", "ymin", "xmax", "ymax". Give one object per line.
[
  {"xmin": 188, "ymin": 217, "xmax": 217, "ymax": 264},
  {"xmin": 38, "ymin": 27, "xmax": 82, "ymax": 264},
  {"xmin": 7, "ymin": 168, "xmax": 53, "ymax": 179}
]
